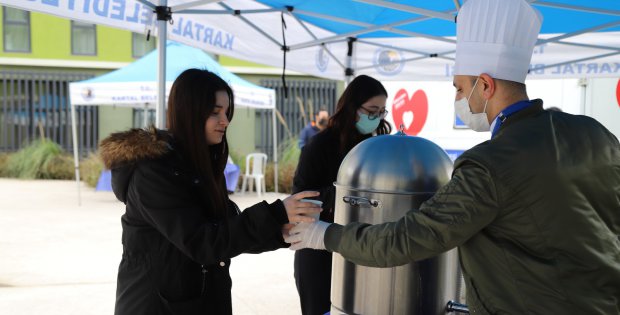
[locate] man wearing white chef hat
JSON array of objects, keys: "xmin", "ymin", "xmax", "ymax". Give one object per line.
[
  {"xmin": 285, "ymin": 0, "xmax": 620, "ymax": 314},
  {"xmin": 452, "ymin": 0, "xmax": 543, "ymax": 134}
]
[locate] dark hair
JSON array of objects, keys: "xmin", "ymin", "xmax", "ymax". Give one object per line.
[
  {"xmin": 496, "ymin": 78, "xmax": 527, "ymax": 97},
  {"xmin": 167, "ymin": 69, "xmax": 234, "ymax": 216},
  {"xmin": 471, "ymin": 76, "xmax": 527, "ymax": 97},
  {"xmin": 328, "ymin": 75, "xmax": 392, "ymax": 153}
]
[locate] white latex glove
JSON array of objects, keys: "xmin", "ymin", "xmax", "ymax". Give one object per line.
[{"xmin": 284, "ymin": 220, "xmax": 331, "ymax": 250}]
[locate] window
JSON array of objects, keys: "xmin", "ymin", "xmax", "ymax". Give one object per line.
[
  {"xmin": 71, "ymin": 21, "xmax": 96, "ymax": 55},
  {"xmin": 132, "ymin": 32, "xmax": 156, "ymax": 58},
  {"xmin": 3, "ymin": 7, "xmax": 31, "ymax": 52},
  {"xmin": 133, "ymin": 108, "xmax": 155, "ymax": 128}
]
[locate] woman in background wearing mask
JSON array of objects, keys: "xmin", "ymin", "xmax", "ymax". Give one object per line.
[{"xmin": 291, "ymin": 75, "xmax": 392, "ymax": 315}]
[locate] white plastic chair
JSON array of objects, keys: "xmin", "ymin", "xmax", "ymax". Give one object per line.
[{"xmin": 240, "ymin": 153, "xmax": 268, "ymax": 197}]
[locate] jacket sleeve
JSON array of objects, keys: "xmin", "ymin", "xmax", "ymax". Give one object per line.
[
  {"xmin": 324, "ymin": 161, "xmax": 499, "ymax": 267},
  {"xmin": 128, "ymin": 160, "xmax": 288, "ymax": 265},
  {"xmin": 292, "ymin": 139, "xmax": 336, "ymax": 218}
]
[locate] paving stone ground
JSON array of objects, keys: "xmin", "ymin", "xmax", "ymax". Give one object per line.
[{"xmin": 0, "ymin": 178, "xmax": 301, "ymax": 315}]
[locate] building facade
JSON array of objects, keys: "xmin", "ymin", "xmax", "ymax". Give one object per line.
[{"xmin": 0, "ymin": 6, "xmax": 339, "ymax": 161}]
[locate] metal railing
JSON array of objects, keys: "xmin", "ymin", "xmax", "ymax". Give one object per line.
[
  {"xmin": 258, "ymin": 79, "xmax": 337, "ymax": 159},
  {"xmin": 0, "ymin": 70, "xmax": 97, "ymax": 156}
]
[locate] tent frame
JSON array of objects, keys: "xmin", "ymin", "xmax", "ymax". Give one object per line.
[
  {"xmin": 4, "ymin": 0, "xmax": 619, "ymax": 203},
  {"xmin": 141, "ymin": 0, "xmax": 620, "ymax": 111},
  {"xmin": 76, "ymin": 0, "xmax": 619, "ymax": 203}
]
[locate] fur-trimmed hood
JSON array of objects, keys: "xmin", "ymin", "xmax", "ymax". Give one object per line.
[
  {"xmin": 100, "ymin": 126, "xmax": 171, "ymax": 170},
  {"xmin": 99, "ymin": 127, "xmax": 172, "ymax": 203}
]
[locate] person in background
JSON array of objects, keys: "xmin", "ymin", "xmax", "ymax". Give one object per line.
[
  {"xmin": 298, "ymin": 107, "xmax": 329, "ymax": 148},
  {"xmin": 285, "ymin": 0, "xmax": 620, "ymax": 314},
  {"xmin": 100, "ymin": 69, "xmax": 321, "ymax": 315},
  {"xmin": 292, "ymin": 75, "xmax": 392, "ymax": 315}
]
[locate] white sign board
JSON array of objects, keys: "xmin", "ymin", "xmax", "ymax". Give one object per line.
[{"xmin": 382, "ymin": 77, "xmax": 620, "ymax": 159}]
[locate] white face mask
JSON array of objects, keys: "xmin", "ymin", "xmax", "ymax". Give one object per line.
[{"xmin": 454, "ymin": 78, "xmax": 490, "ymax": 132}]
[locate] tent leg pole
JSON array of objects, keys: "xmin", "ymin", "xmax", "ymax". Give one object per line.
[
  {"xmin": 70, "ymin": 101, "xmax": 81, "ymax": 206},
  {"xmin": 578, "ymin": 77, "xmax": 588, "ymax": 115},
  {"xmin": 156, "ymin": 0, "xmax": 169, "ymax": 129},
  {"xmin": 144, "ymin": 104, "xmax": 149, "ymax": 127},
  {"xmin": 272, "ymin": 108, "xmax": 278, "ymax": 194}
]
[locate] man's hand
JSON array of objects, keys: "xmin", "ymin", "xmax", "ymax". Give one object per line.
[{"xmin": 284, "ymin": 220, "xmax": 331, "ymax": 250}]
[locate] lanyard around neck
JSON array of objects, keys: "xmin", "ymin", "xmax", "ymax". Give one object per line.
[{"xmin": 491, "ymin": 100, "xmax": 533, "ymax": 138}]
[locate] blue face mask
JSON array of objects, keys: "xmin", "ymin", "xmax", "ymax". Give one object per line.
[{"xmin": 355, "ymin": 112, "xmax": 381, "ymax": 135}]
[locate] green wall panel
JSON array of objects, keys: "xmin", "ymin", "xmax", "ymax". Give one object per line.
[
  {"xmin": 219, "ymin": 55, "xmax": 269, "ymax": 68},
  {"xmin": 227, "ymin": 107, "xmax": 255, "ymax": 162},
  {"xmin": 30, "ymin": 13, "xmax": 70, "ymax": 59},
  {"xmin": 97, "ymin": 25, "xmax": 132, "ymax": 61},
  {"xmin": 0, "ymin": 9, "xmax": 133, "ymax": 62},
  {"xmin": 98, "ymin": 107, "xmax": 133, "ymax": 141}
]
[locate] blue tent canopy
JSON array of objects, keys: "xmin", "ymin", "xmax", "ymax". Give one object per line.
[
  {"xmin": 8, "ymin": 0, "xmax": 619, "ymax": 83},
  {"xmin": 82, "ymin": 41, "xmax": 261, "ymax": 89},
  {"xmin": 256, "ymin": 0, "xmax": 620, "ymax": 37}
]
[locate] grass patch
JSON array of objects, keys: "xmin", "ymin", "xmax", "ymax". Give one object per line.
[
  {"xmin": 0, "ymin": 153, "xmax": 10, "ymax": 177},
  {"xmin": 264, "ymin": 137, "xmax": 300, "ymax": 194},
  {"xmin": 229, "ymin": 149, "xmax": 245, "ymax": 175},
  {"xmin": 6, "ymin": 140, "xmax": 66, "ymax": 179},
  {"xmin": 279, "ymin": 137, "xmax": 301, "ymax": 166},
  {"xmin": 0, "ymin": 141, "xmax": 103, "ymax": 188},
  {"xmin": 80, "ymin": 153, "xmax": 104, "ymax": 188},
  {"xmin": 46, "ymin": 154, "xmax": 74, "ymax": 180},
  {"xmin": 265, "ymin": 162, "xmax": 297, "ymax": 194}
]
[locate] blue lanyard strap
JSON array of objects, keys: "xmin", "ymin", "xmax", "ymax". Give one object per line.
[{"xmin": 491, "ymin": 100, "xmax": 533, "ymax": 138}]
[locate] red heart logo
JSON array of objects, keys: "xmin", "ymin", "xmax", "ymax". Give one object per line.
[
  {"xmin": 391, "ymin": 89, "xmax": 428, "ymax": 135},
  {"xmin": 616, "ymin": 79, "xmax": 620, "ymax": 108}
]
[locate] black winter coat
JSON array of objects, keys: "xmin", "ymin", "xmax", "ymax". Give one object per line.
[
  {"xmin": 100, "ymin": 128, "xmax": 289, "ymax": 315},
  {"xmin": 292, "ymin": 128, "xmax": 370, "ymax": 222}
]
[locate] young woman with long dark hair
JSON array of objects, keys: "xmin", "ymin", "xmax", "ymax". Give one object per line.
[
  {"xmin": 291, "ymin": 75, "xmax": 392, "ymax": 315},
  {"xmin": 100, "ymin": 69, "xmax": 320, "ymax": 315}
]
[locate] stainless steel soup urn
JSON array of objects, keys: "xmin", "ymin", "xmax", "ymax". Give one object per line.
[{"xmin": 330, "ymin": 133, "xmax": 466, "ymax": 315}]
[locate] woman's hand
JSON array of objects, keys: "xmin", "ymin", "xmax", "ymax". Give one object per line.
[
  {"xmin": 282, "ymin": 191, "xmax": 322, "ymax": 224},
  {"xmin": 282, "ymin": 223, "xmax": 296, "ymax": 239}
]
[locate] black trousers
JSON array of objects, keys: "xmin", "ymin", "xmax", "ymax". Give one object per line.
[{"xmin": 294, "ymin": 249, "xmax": 333, "ymax": 315}]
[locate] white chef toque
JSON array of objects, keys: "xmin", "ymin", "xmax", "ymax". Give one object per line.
[{"xmin": 454, "ymin": 0, "xmax": 543, "ymax": 83}]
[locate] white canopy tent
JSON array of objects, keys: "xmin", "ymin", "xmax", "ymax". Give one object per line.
[
  {"xmin": 4, "ymin": 0, "xmax": 619, "ymax": 127},
  {"xmin": 68, "ymin": 41, "xmax": 277, "ymax": 203},
  {"xmin": 1, "ymin": 0, "xmax": 618, "ymax": 201},
  {"xmin": 2, "ymin": 1, "xmax": 618, "ymax": 81}
]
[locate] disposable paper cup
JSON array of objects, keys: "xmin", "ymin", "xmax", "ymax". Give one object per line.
[{"xmin": 300, "ymin": 199, "xmax": 322, "ymax": 221}]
